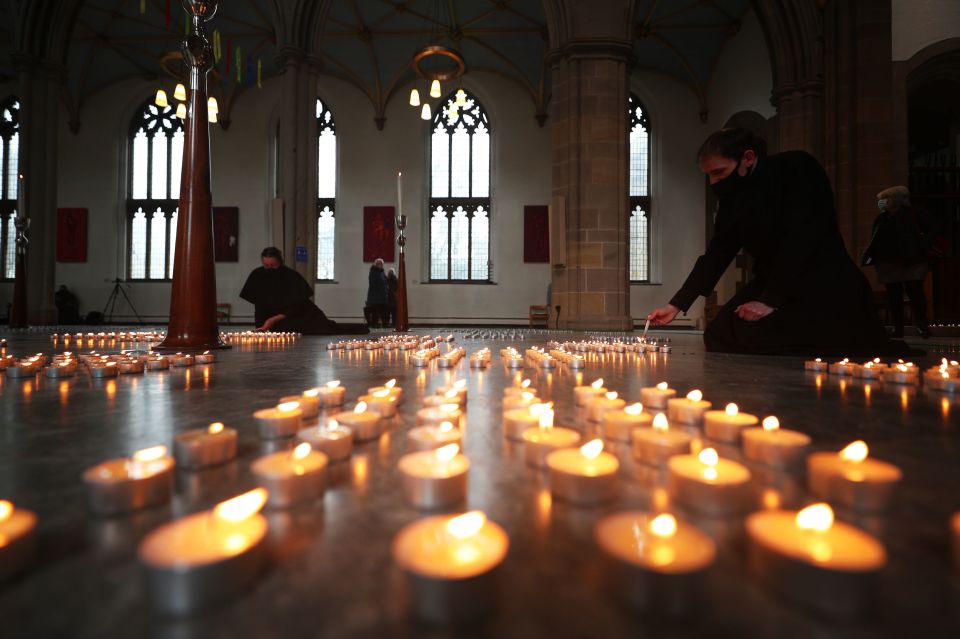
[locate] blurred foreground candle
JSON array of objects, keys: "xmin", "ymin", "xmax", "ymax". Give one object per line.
[
  {"xmin": 145, "ymin": 355, "xmax": 169, "ymax": 370},
  {"xmin": 522, "ymin": 406, "xmax": 580, "ymax": 468},
  {"xmin": 703, "ymin": 403, "xmax": 758, "ymax": 442},
  {"xmin": 251, "ymin": 443, "xmax": 328, "ymax": 508},
  {"xmin": 502, "ymin": 390, "xmax": 538, "ymax": 411},
  {"xmin": 667, "ymin": 390, "xmax": 712, "ymax": 425},
  {"xmin": 297, "ymin": 419, "xmax": 353, "ymax": 462},
  {"xmin": 742, "ymin": 416, "xmax": 811, "ymax": 468},
  {"xmin": 316, "ymin": 380, "xmax": 346, "ymax": 407},
  {"xmin": 253, "ymin": 401, "xmax": 303, "ymax": 439},
  {"xmin": 282, "ymin": 390, "xmax": 320, "ymax": 419},
  {"xmin": 632, "ymin": 414, "xmax": 692, "ymax": 466},
  {"xmin": 574, "ymin": 378, "xmax": 606, "ymax": 406},
  {"xmin": 195, "ymin": 351, "xmax": 215, "ymax": 364},
  {"xmin": 423, "ymin": 391, "xmax": 465, "ymax": 407},
  {"xmin": 407, "ymin": 421, "xmax": 462, "ymax": 453},
  {"xmin": 804, "ymin": 357, "xmax": 828, "ymax": 372},
  {"xmin": 0, "ymin": 500, "xmax": 38, "ymax": 582},
  {"xmin": 44, "ymin": 362, "xmax": 76, "ymax": 378},
  {"xmin": 807, "ymin": 441, "xmax": 901, "ymax": 512},
  {"xmin": 668, "ymin": 448, "xmax": 750, "ymax": 515},
  {"xmin": 139, "ymin": 488, "xmax": 269, "ymax": 616},
  {"xmin": 358, "ymin": 388, "xmax": 399, "ymax": 417},
  {"xmin": 83, "ymin": 445, "xmax": 175, "ymax": 515},
  {"xmin": 587, "ymin": 391, "xmax": 626, "ymax": 423},
  {"xmin": 603, "ymin": 402, "xmax": 652, "ymax": 442},
  {"xmin": 503, "ymin": 378, "xmax": 533, "ymax": 398},
  {"xmin": 502, "ymin": 402, "xmax": 550, "ymax": 440},
  {"xmin": 392, "ymin": 511, "xmax": 508, "ymax": 624},
  {"xmin": 332, "ymin": 402, "xmax": 382, "ymax": 441},
  {"xmin": 883, "ymin": 362, "xmax": 919, "ymax": 385},
  {"xmin": 640, "ymin": 381, "xmax": 676, "ymax": 410},
  {"xmin": 746, "ymin": 503, "xmax": 886, "ymax": 618},
  {"xmin": 173, "ymin": 422, "xmax": 238, "ymax": 470},
  {"xmin": 437, "ymin": 379, "xmax": 468, "ymax": 404},
  {"xmin": 828, "ymin": 358, "xmax": 856, "ymax": 376},
  {"xmin": 547, "ymin": 440, "xmax": 619, "ymax": 505},
  {"xmin": 594, "ymin": 512, "xmax": 715, "ymax": 614},
  {"xmin": 398, "ymin": 444, "xmax": 469, "ymax": 509},
  {"xmin": 417, "ymin": 403, "xmax": 464, "ymax": 429},
  {"xmin": 368, "ymin": 378, "xmax": 402, "ymax": 403}
]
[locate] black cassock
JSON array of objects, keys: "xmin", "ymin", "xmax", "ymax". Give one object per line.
[
  {"xmin": 670, "ymin": 151, "xmax": 909, "ymax": 356},
  {"xmin": 239, "ymin": 266, "xmax": 368, "ymax": 335}
]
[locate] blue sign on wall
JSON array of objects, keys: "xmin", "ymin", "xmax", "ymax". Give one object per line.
[{"xmin": 295, "ymin": 245, "xmax": 308, "ymax": 263}]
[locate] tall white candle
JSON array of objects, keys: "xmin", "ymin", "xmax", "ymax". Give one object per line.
[{"xmin": 397, "ymin": 171, "xmax": 403, "ymax": 218}]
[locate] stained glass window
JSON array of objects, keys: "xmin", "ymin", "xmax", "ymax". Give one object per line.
[
  {"xmin": 316, "ymin": 98, "xmax": 336, "ymax": 281},
  {"xmin": 629, "ymin": 94, "xmax": 651, "ymax": 283},
  {"xmin": 0, "ymin": 97, "xmax": 19, "ymax": 281},
  {"xmin": 127, "ymin": 99, "xmax": 183, "ymax": 280},
  {"xmin": 429, "ymin": 91, "xmax": 491, "ymax": 281}
]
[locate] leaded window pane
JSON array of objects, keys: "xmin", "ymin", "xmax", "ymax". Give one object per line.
[
  {"xmin": 167, "ymin": 210, "xmax": 178, "ymax": 279},
  {"xmin": 130, "ymin": 208, "xmax": 147, "ymax": 279},
  {"xmin": 4, "ymin": 211, "xmax": 15, "ymax": 279},
  {"xmin": 315, "ymin": 98, "xmax": 337, "ymax": 280},
  {"xmin": 151, "ymin": 134, "xmax": 168, "ymax": 200},
  {"xmin": 170, "ymin": 130, "xmax": 184, "ymax": 198},
  {"xmin": 430, "ymin": 207, "xmax": 448, "ymax": 280},
  {"xmin": 629, "ymin": 94, "xmax": 652, "ymax": 283},
  {"xmin": 6, "ymin": 133, "xmax": 17, "ymax": 199},
  {"xmin": 629, "ymin": 204, "xmax": 649, "ymax": 282},
  {"xmin": 470, "ymin": 206, "xmax": 489, "ymax": 280},
  {"xmin": 150, "ymin": 209, "xmax": 167, "ymax": 279},
  {"xmin": 431, "ymin": 129, "xmax": 449, "ymax": 198},
  {"xmin": 316, "ymin": 206, "xmax": 335, "ymax": 281},
  {"xmin": 471, "ymin": 123, "xmax": 489, "ymax": 198}
]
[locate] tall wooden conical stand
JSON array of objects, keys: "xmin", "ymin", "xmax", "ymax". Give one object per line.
[
  {"xmin": 394, "ymin": 214, "xmax": 409, "ymax": 332},
  {"xmin": 155, "ymin": 0, "xmax": 228, "ymax": 352}
]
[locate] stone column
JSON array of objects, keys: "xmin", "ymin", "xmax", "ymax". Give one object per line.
[
  {"xmin": 549, "ymin": 41, "xmax": 632, "ymax": 331},
  {"xmin": 276, "ymin": 48, "xmax": 319, "ymax": 285},
  {"xmin": 14, "ymin": 56, "xmax": 60, "ymax": 325}
]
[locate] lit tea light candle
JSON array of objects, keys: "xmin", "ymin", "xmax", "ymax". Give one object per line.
[
  {"xmin": 503, "ymin": 378, "xmax": 533, "ymax": 398},
  {"xmin": 332, "ymin": 401, "xmax": 382, "ymax": 441},
  {"xmin": 703, "ymin": 403, "xmax": 759, "ymax": 443},
  {"xmin": 594, "ymin": 512, "xmax": 715, "ymax": 614},
  {"xmin": 828, "ymin": 358, "xmax": 856, "ymax": 376},
  {"xmin": 807, "ymin": 441, "xmax": 902, "ymax": 512},
  {"xmin": 253, "ymin": 401, "xmax": 303, "ymax": 439},
  {"xmin": 587, "ymin": 391, "xmax": 626, "ymax": 423},
  {"xmin": 392, "ymin": 511, "xmax": 508, "ymax": 624},
  {"xmin": 173, "ymin": 422, "xmax": 238, "ymax": 470},
  {"xmin": 804, "ymin": 357, "xmax": 828, "ymax": 372},
  {"xmin": 368, "ymin": 378, "xmax": 402, "ymax": 403},
  {"xmin": 574, "ymin": 378, "xmax": 607, "ymax": 406},
  {"xmin": 194, "ymin": 351, "xmax": 215, "ymax": 364},
  {"xmin": 44, "ymin": 361, "xmax": 76, "ymax": 378},
  {"xmin": 144, "ymin": 356, "xmax": 169, "ymax": 371},
  {"xmin": 0, "ymin": 499, "xmax": 38, "ymax": 582},
  {"xmin": 138, "ymin": 488, "xmax": 269, "ymax": 616},
  {"xmin": 358, "ymin": 388, "xmax": 399, "ymax": 417},
  {"xmin": 742, "ymin": 416, "xmax": 811, "ymax": 468},
  {"xmin": 667, "ymin": 389, "xmax": 712, "ymax": 425},
  {"xmin": 927, "ymin": 370, "xmax": 960, "ymax": 393},
  {"xmin": 603, "ymin": 403, "xmax": 652, "ymax": 442},
  {"xmin": 856, "ymin": 359, "xmax": 886, "ymax": 380},
  {"xmin": 83, "ymin": 445, "xmax": 175, "ymax": 515},
  {"xmin": 667, "ymin": 448, "xmax": 751, "ymax": 515},
  {"xmin": 296, "ymin": 419, "xmax": 353, "ymax": 462},
  {"xmin": 882, "ymin": 362, "xmax": 919, "ymax": 385},
  {"xmin": 316, "ymin": 380, "xmax": 346, "ymax": 407},
  {"xmin": 503, "ymin": 402, "xmax": 551, "ymax": 441},
  {"xmin": 547, "ymin": 439, "xmax": 619, "ymax": 505},
  {"xmin": 251, "ymin": 442, "xmax": 328, "ymax": 508},
  {"xmin": 171, "ymin": 353, "xmax": 195, "ymax": 368},
  {"xmin": 117, "ymin": 359, "xmax": 144, "ymax": 374},
  {"xmin": 398, "ymin": 444, "xmax": 469, "ymax": 509},
  {"xmin": 281, "ymin": 389, "xmax": 320, "ymax": 419},
  {"xmin": 503, "ymin": 390, "xmax": 538, "ymax": 411},
  {"xmin": 437, "ymin": 379, "xmax": 468, "ymax": 404},
  {"xmin": 522, "ymin": 406, "xmax": 580, "ymax": 468},
  {"xmin": 416, "ymin": 403, "xmax": 464, "ymax": 429},
  {"xmin": 423, "ymin": 390, "xmax": 465, "ymax": 407},
  {"xmin": 640, "ymin": 381, "xmax": 677, "ymax": 410},
  {"xmin": 89, "ymin": 361, "xmax": 120, "ymax": 378},
  {"xmin": 632, "ymin": 414, "xmax": 692, "ymax": 466},
  {"xmin": 407, "ymin": 420, "xmax": 463, "ymax": 453},
  {"xmin": 746, "ymin": 503, "xmax": 886, "ymax": 618}
]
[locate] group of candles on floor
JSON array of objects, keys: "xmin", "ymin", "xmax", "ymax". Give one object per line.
[
  {"xmin": 2, "ymin": 341, "xmax": 960, "ymax": 625},
  {"xmin": 1, "ymin": 349, "xmax": 216, "ymax": 378},
  {"xmin": 805, "ymin": 356, "xmax": 960, "ymax": 392}
]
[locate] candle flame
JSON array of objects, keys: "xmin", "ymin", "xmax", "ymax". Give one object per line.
[
  {"xmin": 213, "ymin": 488, "xmax": 268, "ymax": 523},
  {"xmin": 698, "ymin": 448, "xmax": 718, "ymax": 467},
  {"xmin": 373, "ymin": 389, "xmax": 390, "ymax": 398},
  {"xmin": 649, "ymin": 513, "xmax": 677, "ymax": 538},
  {"xmin": 625, "ymin": 403, "xmax": 643, "ymax": 416},
  {"xmin": 438, "ymin": 421, "xmax": 455, "ymax": 433},
  {"xmin": 446, "ymin": 511, "xmax": 485, "ymax": 539},
  {"xmin": 0, "ymin": 500, "xmax": 12, "ymax": 522},
  {"xmin": 326, "ymin": 380, "xmax": 341, "ymax": 388},
  {"xmin": 292, "ymin": 442, "xmax": 312, "ymax": 460},
  {"xmin": 521, "ymin": 391, "xmax": 535, "ymax": 401},
  {"xmin": 796, "ymin": 503, "xmax": 834, "ymax": 532},
  {"xmin": 208, "ymin": 422, "xmax": 224, "ymax": 434},
  {"xmin": 725, "ymin": 403, "xmax": 739, "ymax": 416},
  {"xmin": 454, "ymin": 379, "xmax": 467, "ymax": 390},
  {"xmin": 278, "ymin": 401, "xmax": 300, "ymax": 413},
  {"xmin": 303, "ymin": 388, "xmax": 320, "ymax": 398},
  {"xmin": 521, "ymin": 379, "xmax": 531, "ymax": 388},
  {"xmin": 591, "ymin": 378, "xmax": 604, "ymax": 390},
  {"xmin": 686, "ymin": 389, "xmax": 703, "ymax": 402},
  {"xmin": 814, "ymin": 357, "xmax": 822, "ymax": 363},
  {"xmin": 897, "ymin": 364, "xmax": 908, "ymax": 372},
  {"xmin": 530, "ymin": 402, "xmax": 551, "ymax": 417},
  {"xmin": 386, "ymin": 378, "xmax": 396, "ymax": 388},
  {"xmin": 762, "ymin": 416, "xmax": 780, "ymax": 432},
  {"xmin": 132, "ymin": 445, "xmax": 167, "ymax": 463},
  {"xmin": 539, "ymin": 408, "xmax": 554, "ymax": 429},
  {"xmin": 444, "ymin": 389, "xmax": 458, "ymax": 398},
  {"xmin": 605, "ymin": 391, "xmax": 618, "ymax": 400},
  {"xmin": 354, "ymin": 402, "xmax": 368, "ymax": 414},
  {"xmin": 440, "ymin": 403, "xmax": 460, "ymax": 413},
  {"xmin": 840, "ymin": 440, "xmax": 868, "ymax": 463},
  {"xmin": 580, "ymin": 439, "xmax": 603, "ymax": 459},
  {"xmin": 652, "ymin": 413, "xmax": 669, "ymax": 431},
  {"xmin": 656, "ymin": 382, "xmax": 668, "ymax": 390},
  {"xmin": 435, "ymin": 443, "xmax": 460, "ymax": 462},
  {"xmin": 326, "ymin": 419, "xmax": 339, "ymax": 431}
]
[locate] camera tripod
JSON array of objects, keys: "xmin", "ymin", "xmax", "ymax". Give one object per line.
[{"xmin": 103, "ymin": 278, "xmax": 142, "ymax": 323}]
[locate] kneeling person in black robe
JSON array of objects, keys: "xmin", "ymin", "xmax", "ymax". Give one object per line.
[
  {"xmin": 647, "ymin": 128, "xmax": 907, "ymax": 357},
  {"xmin": 240, "ymin": 247, "xmax": 368, "ymax": 335}
]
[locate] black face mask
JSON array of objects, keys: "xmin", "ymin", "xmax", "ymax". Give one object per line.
[{"xmin": 710, "ymin": 158, "xmax": 748, "ymax": 199}]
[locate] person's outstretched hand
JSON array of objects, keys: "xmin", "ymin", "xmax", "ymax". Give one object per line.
[
  {"xmin": 735, "ymin": 301, "xmax": 774, "ymax": 321},
  {"xmin": 256, "ymin": 314, "xmax": 285, "ymax": 331},
  {"xmin": 647, "ymin": 304, "xmax": 680, "ymax": 326}
]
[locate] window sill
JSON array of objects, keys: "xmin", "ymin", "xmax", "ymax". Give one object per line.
[
  {"xmin": 126, "ymin": 279, "xmax": 173, "ymax": 283},
  {"xmin": 315, "ymin": 280, "xmax": 339, "ymax": 284},
  {"xmin": 630, "ymin": 281, "xmax": 660, "ymax": 286},
  {"xmin": 424, "ymin": 280, "xmax": 497, "ymax": 285}
]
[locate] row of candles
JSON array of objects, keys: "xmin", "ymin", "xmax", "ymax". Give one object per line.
[
  {"xmin": 0, "ymin": 350, "xmax": 216, "ymax": 379},
  {"xmin": 806, "ymin": 357, "xmax": 960, "ymax": 392}
]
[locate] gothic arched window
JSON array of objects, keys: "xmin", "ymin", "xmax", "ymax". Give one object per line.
[
  {"xmin": 127, "ymin": 99, "xmax": 184, "ymax": 280},
  {"xmin": 629, "ymin": 93, "xmax": 651, "ymax": 283},
  {"xmin": 429, "ymin": 91, "xmax": 490, "ymax": 281},
  {"xmin": 0, "ymin": 97, "xmax": 19, "ymax": 280},
  {"xmin": 316, "ymin": 98, "xmax": 336, "ymax": 281}
]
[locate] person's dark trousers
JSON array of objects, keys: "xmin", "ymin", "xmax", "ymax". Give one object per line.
[{"xmin": 885, "ymin": 281, "xmax": 929, "ymax": 338}]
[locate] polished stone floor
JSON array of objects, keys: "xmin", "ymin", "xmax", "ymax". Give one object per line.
[{"xmin": 1, "ymin": 328, "xmax": 959, "ymax": 639}]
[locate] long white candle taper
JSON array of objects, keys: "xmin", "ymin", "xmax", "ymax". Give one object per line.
[{"xmin": 397, "ymin": 172, "xmax": 403, "ymax": 219}]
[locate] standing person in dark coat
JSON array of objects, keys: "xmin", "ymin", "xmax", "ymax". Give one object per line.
[
  {"xmin": 862, "ymin": 186, "xmax": 932, "ymax": 338},
  {"xmin": 240, "ymin": 247, "xmax": 368, "ymax": 335},
  {"xmin": 365, "ymin": 258, "xmax": 389, "ymax": 328},
  {"xmin": 385, "ymin": 267, "xmax": 399, "ymax": 328},
  {"xmin": 647, "ymin": 128, "xmax": 909, "ymax": 356}
]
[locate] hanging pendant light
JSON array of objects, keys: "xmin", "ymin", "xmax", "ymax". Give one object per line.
[
  {"xmin": 429, "ymin": 79, "xmax": 442, "ymax": 99},
  {"xmin": 207, "ymin": 96, "xmax": 219, "ymax": 115},
  {"xmin": 446, "ymin": 104, "xmax": 458, "ymax": 119},
  {"xmin": 409, "ymin": 88, "xmax": 421, "ymax": 107},
  {"xmin": 173, "ymin": 83, "xmax": 187, "ymax": 101},
  {"xmin": 420, "ymin": 103, "xmax": 431, "ymax": 120},
  {"xmin": 455, "ymin": 88, "xmax": 467, "ymax": 106},
  {"xmin": 155, "ymin": 89, "xmax": 169, "ymax": 108},
  {"xmin": 175, "ymin": 103, "xmax": 187, "ymax": 119},
  {"xmin": 209, "ymin": 109, "xmax": 218, "ymax": 124}
]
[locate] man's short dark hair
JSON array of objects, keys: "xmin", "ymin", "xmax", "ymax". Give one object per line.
[
  {"xmin": 261, "ymin": 246, "xmax": 283, "ymax": 263},
  {"xmin": 697, "ymin": 127, "xmax": 767, "ymax": 163}
]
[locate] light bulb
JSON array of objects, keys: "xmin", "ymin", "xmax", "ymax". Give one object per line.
[
  {"xmin": 420, "ymin": 103, "xmax": 431, "ymax": 120},
  {"xmin": 175, "ymin": 103, "xmax": 187, "ymax": 119},
  {"xmin": 207, "ymin": 96, "xmax": 218, "ymax": 114},
  {"xmin": 173, "ymin": 83, "xmax": 187, "ymax": 101},
  {"xmin": 430, "ymin": 79, "xmax": 441, "ymax": 98},
  {"xmin": 409, "ymin": 88, "xmax": 420, "ymax": 107},
  {"xmin": 455, "ymin": 88, "xmax": 467, "ymax": 106},
  {"xmin": 154, "ymin": 89, "xmax": 168, "ymax": 108}
]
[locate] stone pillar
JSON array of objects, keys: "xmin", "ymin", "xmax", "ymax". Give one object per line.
[
  {"xmin": 276, "ymin": 48, "xmax": 319, "ymax": 285},
  {"xmin": 549, "ymin": 41, "xmax": 632, "ymax": 331},
  {"xmin": 14, "ymin": 56, "xmax": 60, "ymax": 325}
]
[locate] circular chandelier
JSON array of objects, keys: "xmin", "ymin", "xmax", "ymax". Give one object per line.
[{"xmin": 407, "ymin": 44, "xmax": 467, "ymax": 120}]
